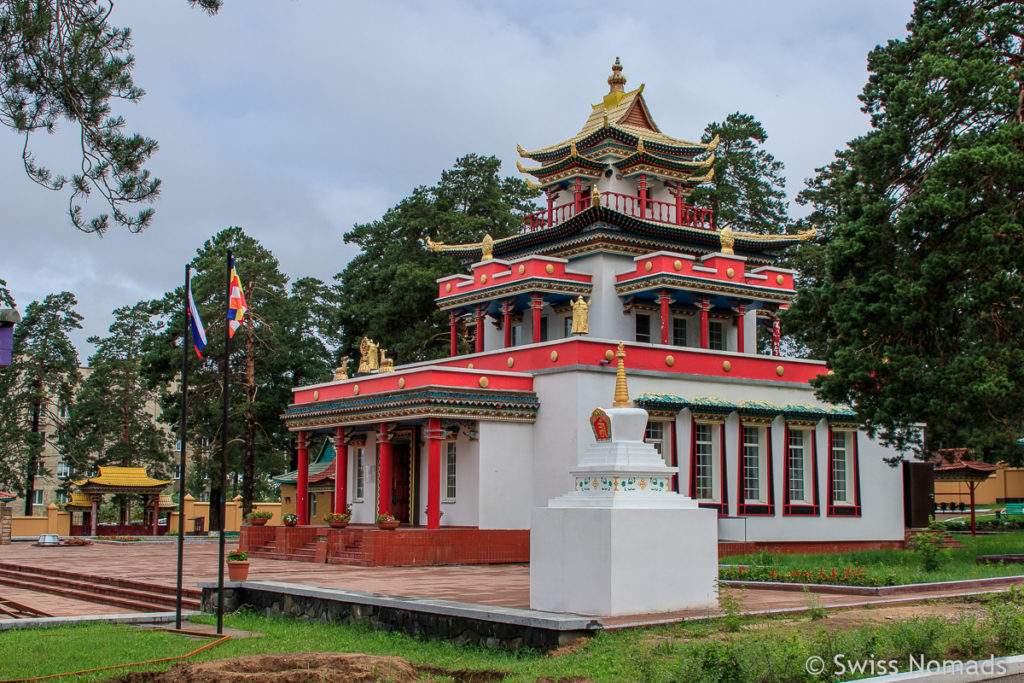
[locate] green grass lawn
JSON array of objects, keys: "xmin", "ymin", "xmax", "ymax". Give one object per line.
[
  {"xmin": 3, "ymin": 593, "xmax": 1024, "ymax": 682},
  {"xmin": 721, "ymin": 531, "xmax": 1024, "ymax": 586}
]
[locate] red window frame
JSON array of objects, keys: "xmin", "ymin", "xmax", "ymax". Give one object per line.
[
  {"xmin": 736, "ymin": 418, "xmax": 774, "ymax": 516},
  {"xmin": 782, "ymin": 421, "xmax": 820, "ymax": 516},
  {"xmin": 689, "ymin": 416, "xmax": 728, "ymax": 515},
  {"xmin": 827, "ymin": 426, "xmax": 862, "ymax": 517}
]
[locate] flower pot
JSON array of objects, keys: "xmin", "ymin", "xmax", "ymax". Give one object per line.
[
  {"xmin": 283, "ymin": 520, "xmax": 297, "ymax": 527},
  {"xmin": 227, "ymin": 560, "xmax": 249, "ymax": 581},
  {"xmin": 249, "ymin": 517, "xmax": 268, "ymax": 526},
  {"xmin": 376, "ymin": 520, "xmax": 400, "ymax": 531},
  {"xmin": 327, "ymin": 519, "xmax": 349, "ymax": 529}
]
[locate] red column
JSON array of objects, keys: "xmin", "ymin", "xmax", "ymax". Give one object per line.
[
  {"xmin": 427, "ymin": 418, "xmax": 442, "ymax": 530},
  {"xmin": 151, "ymin": 495, "xmax": 159, "ymax": 536},
  {"xmin": 638, "ymin": 174, "xmax": 649, "ymax": 219},
  {"xmin": 772, "ymin": 316, "xmax": 781, "ymax": 356},
  {"xmin": 573, "ymin": 178, "xmax": 583, "ymax": 215},
  {"xmin": 546, "ymin": 190, "xmax": 555, "ymax": 227},
  {"xmin": 334, "ymin": 427, "xmax": 347, "ymax": 515},
  {"xmin": 531, "ymin": 294, "xmax": 543, "ymax": 343},
  {"xmin": 296, "ymin": 431, "xmax": 309, "ymax": 525},
  {"xmin": 449, "ymin": 311, "xmax": 458, "ymax": 357},
  {"xmin": 377, "ymin": 423, "xmax": 393, "ymax": 519},
  {"xmin": 969, "ymin": 482, "xmax": 977, "ymax": 536},
  {"xmin": 699, "ymin": 297, "xmax": 709, "ymax": 349},
  {"xmin": 502, "ymin": 300, "xmax": 513, "ymax": 348},
  {"xmin": 90, "ymin": 494, "xmax": 99, "ymax": 536},
  {"xmin": 474, "ymin": 306, "xmax": 485, "ymax": 354},
  {"xmin": 735, "ymin": 304, "xmax": 747, "ymax": 354},
  {"xmin": 658, "ymin": 290, "xmax": 671, "ymax": 345}
]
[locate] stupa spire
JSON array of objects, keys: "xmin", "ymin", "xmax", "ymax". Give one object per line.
[
  {"xmin": 612, "ymin": 341, "xmax": 630, "ymax": 407},
  {"xmin": 607, "ymin": 57, "xmax": 626, "ymax": 94}
]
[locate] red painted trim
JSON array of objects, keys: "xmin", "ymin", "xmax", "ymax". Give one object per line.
[
  {"xmin": 719, "ymin": 422, "xmax": 729, "ymax": 516},
  {"xmin": 783, "ymin": 423, "xmax": 820, "ymax": 517},
  {"xmin": 378, "ymin": 424, "xmax": 393, "ymax": 519},
  {"xmin": 437, "ymin": 256, "xmax": 592, "ymax": 302},
  {"xmin": 615, "ymin": 252, "xmax": 795, "ymax": 292},
  {"xmin": 827, "ymin": 426, "xmax": 862, "ymax": 517},
  {"xmin": 449, "ymin": 312, "xmax": 457, "ymax": 357},
  {"xmin": 531, "ymin": 294, "xmax": 543, "ymax": 344},
  {"xmin": 737, "ymin": 421, "xmax": 774, "ymax": 516},
  {"xmin": 334, "ymin": 427, "xmax": 347, "ymax": 515},
  {"xmin": 735, "ymin": 308, "xmax": 745, "ymax": 354},
  {"xmin": 297, "ymin": 431, "xmax": 309, "ymax": 525},
  {"xmin": 427, "ymin": 417, "xmax": 441, "ymax": 530},
  {"xmin": 669, "ymin": 416, "xmax": 678, "ymax": 492}
]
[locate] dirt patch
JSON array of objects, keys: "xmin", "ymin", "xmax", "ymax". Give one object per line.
[
  {"xmin": 533, "ymin": 678, "xmax": 596, "ymax": 683},
  {"xmin": 546, "ymin": 637, "xmax": 590, "ymax": 658},
  {"xmin": 111, "ymin": 652, "xmax": 515, "ymax": 682}
]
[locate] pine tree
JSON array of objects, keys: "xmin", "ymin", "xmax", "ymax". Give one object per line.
[
  {"xmin": 688, "ymin": 112, "xmax": 790, "ymax": 234},
  {"xmin": 785, "ymin": 0, "xmax": 1024, "ymax": 461},
  {"xmin": 0, "ymin": 0, "xmax": 220, "ymax": 233},
  {"xmin": 0, "ymin": 292, "xmax": 81, "ymax": 510},
  {"xmin": 334, "ymin": 154, "xmax": 538, "ymax": 362}
]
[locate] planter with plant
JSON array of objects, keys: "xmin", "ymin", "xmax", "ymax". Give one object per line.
[
  {"xmin": 324, "ymin": 505, "xmax": 352, "ymax": 528},
  {"xmin": 282, "ymin": 513, "xmax": 298, "ymax": 527},
  {"xmin": 376, "ymin": 512, "xmax": 399, "ymax": 530},
  {"xmin": 246, "ymin": 510, "xmax": 272, "ymax": 526},
  {"xmin": 226, "ymin": 548, "xmax": 249, "ymax": 581}
]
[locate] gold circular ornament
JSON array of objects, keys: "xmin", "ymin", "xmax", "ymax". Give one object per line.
[
  {"xmin": 605, "ymin": 349, "xmax": 614, "ymax": 361},
  {"xmin": 722, "ymin": 360, "xmax": 732, "ymax": 372},
  {"xmin": 507, "ymin": 357, "xmax": 514, "ymax": 368},
  {"xmin": 353, "ymin": 385, "xmax": 360, "ymax": 395},
  {"xmin": 468, "ymin": 363, "xmax": 474, "ymax": 369},
  {"xmin": 479, "ymin": 376, "xmax": 489, "ymax": 388},
  {"xmin": 776, "ymin": 274, "xmax": 785, "ymax": 285},
  {"xmin": 398, "ymin": 377, "xmax": 406, "ymax": 388},
  {"xmin": 545, "ymin": 264, "xmax": 555, "ymax": 275},
  {"xmin": 644, "ymin": 261, "xmax": 653, "ymax": 272},
  {"xmin": 673, "ymin": 260, "xmax": 683, "ymax": 271},
  {"xmin": 518, "ymin": 265, "xmax": 526, "ymax": 275},
  {"xmin": 726, "ymin": 268, "xmax": 735, "ymax": 278},
  {"xmin": 550, "ymin": 350, "xmax": 559, "ymax": 362},
  {"xmin": 776, "ymin": 365, "xmax": 785, "ymax": 377},
  {"xmin": 445, "ymin": 283, "xmax": 452, "ymax": 293},
  {"xmin": 665, "ymin": 355, "xmax": 675, "ymax": 367},
  {"xmin": 313, "ymin": 390, "xmax": 319, "ymax": 401},
  {"xmin": 480, "ymin": 274, "xmax": 487, "ymax": 284}
]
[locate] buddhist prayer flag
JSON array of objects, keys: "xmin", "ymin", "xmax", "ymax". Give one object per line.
[
  {"xmin": 187, "ymin": 285, "xmax": 207, "ymax": 359},
  {"xmin": 226, "ymin": 256, "xmax": 247, "ymax": 337}
]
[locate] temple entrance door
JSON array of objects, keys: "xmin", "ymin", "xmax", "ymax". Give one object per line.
[{"xmin": 391, "ymin": 445, "xmax": 411, "ymax": 523}]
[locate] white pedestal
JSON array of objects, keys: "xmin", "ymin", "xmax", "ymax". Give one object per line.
[{"xmin": 530, "ymin": 505, "xmax": 718, "ymax": 616}]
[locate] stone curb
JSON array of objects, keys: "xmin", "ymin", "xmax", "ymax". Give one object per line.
[
  {"xmin": 721, "ymin": 574, "xmax": 1024, "ymax": 596},
  {"xmin": 0, "ymin": 610, "xmax": 200, "ymax": 631}
]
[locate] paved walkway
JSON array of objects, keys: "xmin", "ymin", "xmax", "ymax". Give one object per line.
[{"xmin": 0, "ymin": 540, "xmax": 1016, "ymax": 627}]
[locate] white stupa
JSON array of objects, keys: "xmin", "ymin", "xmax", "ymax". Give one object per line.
[{"xmin": 530, "ymin": 342, "xmax": 719, "ymax": 616}]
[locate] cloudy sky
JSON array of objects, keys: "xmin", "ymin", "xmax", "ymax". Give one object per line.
[{"xmin": 0, "ymin": 0, "xmax": 915, "ymax": 357}]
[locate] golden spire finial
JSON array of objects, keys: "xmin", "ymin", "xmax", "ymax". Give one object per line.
[
  {"xmin": 570, "ymin": 141, "xmax": 578, "ymax": 157},
  {"xmin": 636, "ymin": 137, "xmax": 645, "ymax": 154},
  {"xmin": 612, "ymin": 341, "xmax": 630, "ymax": 407},
  {"xmin": 608, "ymin": 57, "xmax": 626, "ymax": 94}
]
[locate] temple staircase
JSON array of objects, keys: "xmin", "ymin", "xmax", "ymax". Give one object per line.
[{"xmin": 0, "ymin": 562, "xmax": 202, "ymax": 613}]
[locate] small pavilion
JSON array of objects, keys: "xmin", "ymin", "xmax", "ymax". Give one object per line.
[
  {"xmin": 933, "ymin": 449, "xmax": 999, "ymax": 536},
  {"xmin": 70, "ymin": 467, "xmax": 173, "ymax": 536}
]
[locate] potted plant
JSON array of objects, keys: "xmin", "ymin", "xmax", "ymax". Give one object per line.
[
  {"xmin": 323, "ymin": 505, "xmax": 352, "ymax": 528},
  {"xmin": 246, "ymin": 510, "xmax": 272, "ymax": 526},
  {"xmin": 226, "ymin": 548, "xmax": 249, "ymax": 581},
  {"xmin": 375, "ymin": 512, "xmax": 399, "ymax": 530},
  {"xmin": 282, "ymin": 513, "xmax": 298, "ymax": 527}
]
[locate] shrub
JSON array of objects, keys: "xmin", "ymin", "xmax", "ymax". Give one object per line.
[
  {"xmin": 282, "ymin": 513, "xmax": 298, "ymax": 524},
  {"xmin": 376, "ymin": 513, "xmax": 398, "ymax": 523},
  {"xmin": 907, "ymin": 530, "xmax": 946, "ymax": 572},
  {"xmin": 323, "ymin": 511, "xmax": 350, "ymax": 522},
  {"xmin": 227, "ymin": 548, "xmax": 248, "ymax": 562},
  {"xmin": 246, "ymin": 510, "xmax": 272, "ymax": 520}
]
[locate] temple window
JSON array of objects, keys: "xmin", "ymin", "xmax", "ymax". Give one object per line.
[
  {"xmin": 32, "ymin": 490, "xmax": 42, "ymax": 506},
  {"xmin": 444, "ymin": 441, "xmax": 457, "ymax": 501},
  {"xmin": 354, "ymin": 446, "xmax": 365, "ymax": 500},
  {"xmin": 828, "ymin": 428, "xmax": 861, "ymax": 515},
  {"xmin": 786, "ymin": 428, "xmax": 814, "ymax": 506},
  {"xmin": 737, "ymin": 418, "xmax": 775, "ymax": 515},
  {"xmin": 742, "ymin": 426, "xmax": 765, "ymax": 502},
  {"xmin": 563, "ymin": 316, "xmax": 573, "ymax": 338},
  {"xmin": 511, "ymin": 324, "xmax": 523, "ymax": 346},
  {"xmin": 644, "ymin": 421, "xmax": 668, "ymax": 465},
  {"xmin": 672, "ymin": 316, "xmax": 688, "ymax": 347},
  {"xmin": 540, "ymin": 316, "xmax": 549, "ymax": 342},
  {"xmin": 708, "ymin": 320, "xmax": 725, "ymax": 351},
  {"xmin": 691, "ymin": 421, "xmax": 722, "ymax": 504},
  {"xmin": 635, "ymin": 313, "xmax": 652, "ymax": 343}
]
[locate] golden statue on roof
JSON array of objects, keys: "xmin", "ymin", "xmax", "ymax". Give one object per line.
[{"xmin": 571, "ymin": 295, "xmax": 590, "ymax": 335}]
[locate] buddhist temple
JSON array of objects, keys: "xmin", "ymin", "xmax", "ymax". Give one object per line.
[{"xmin": 253, "ymin": 61, "xmax": 907, "ymax": 565}]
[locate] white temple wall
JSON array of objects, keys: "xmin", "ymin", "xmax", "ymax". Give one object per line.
[
  {"xmin": 564, "ymin": 253, "xmax": 636, "ymax": 342},
  {"xmin": 477, "ymin": 421, "xmax": 534, "ymax": 529}
]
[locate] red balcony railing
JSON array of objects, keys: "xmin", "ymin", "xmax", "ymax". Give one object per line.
[{"xmin": 521, "ymin": 191, "xmax": 713, "ymax": 233}]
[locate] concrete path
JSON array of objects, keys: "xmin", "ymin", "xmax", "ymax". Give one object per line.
[{"xmin": 0, "ymin": 540, "xmax": 1015, "ymax": 627}]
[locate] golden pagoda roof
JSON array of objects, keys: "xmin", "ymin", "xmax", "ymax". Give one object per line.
[
  {"xmin": 74, "ymin": 466, "xmax": 171, "ymax": 492},
  {"xmin": 518, "ymin": 59, "xmax": 717, "ymax": 163}
]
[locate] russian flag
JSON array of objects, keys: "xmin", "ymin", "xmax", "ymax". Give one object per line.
[{"xmin": 187, "ymin": 286, "xmax": 207, "ymax": 359}]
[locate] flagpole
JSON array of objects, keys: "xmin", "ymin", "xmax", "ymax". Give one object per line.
[
  {"xmin": 175, "ymin": 264, "xmax": 191, "ymax": 630},
  {"xmin": 216, "ymin": 250, "xmax": 231, "ymax": 636}
]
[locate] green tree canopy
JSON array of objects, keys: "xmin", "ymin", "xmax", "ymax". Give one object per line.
[
  {"xmin": 142, "ymin": 227, "xmax": 333, "ymax": 521},
  {"xmin": 688, "ymin": 112, "xmax": 790, "ymax": 234},
  {"xmin": 0, "ymin": 0, "xmax": 220, "ymax": 234},
  {"xmin": 0, "ymin": 291, "xmax": 81, "ymax": 509},
  {"xmin": 785, "ymin": 0, "xmax": 1024, "ymax": 462},
  {"xmin": 60, "ymin": 303, "xmax": 170, "ymax": 486},
  {"xmin": 334, "ymin": 153, "xmax": 539, "ymax": 363}
]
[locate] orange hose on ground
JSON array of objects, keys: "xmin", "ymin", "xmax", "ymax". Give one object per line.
[{"xmin": 0, "ymin": 628, "xmax": 231, "ymax": 682}]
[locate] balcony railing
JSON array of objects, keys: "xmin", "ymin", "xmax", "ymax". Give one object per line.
[{"xmin": 521, "ymin": 191, "xmax": 714, "ymax": 233}]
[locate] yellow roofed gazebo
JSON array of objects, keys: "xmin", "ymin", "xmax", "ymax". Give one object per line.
[{"xmin": 72, "ymin": 466, "xmax": 172, "ymax": 536}]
